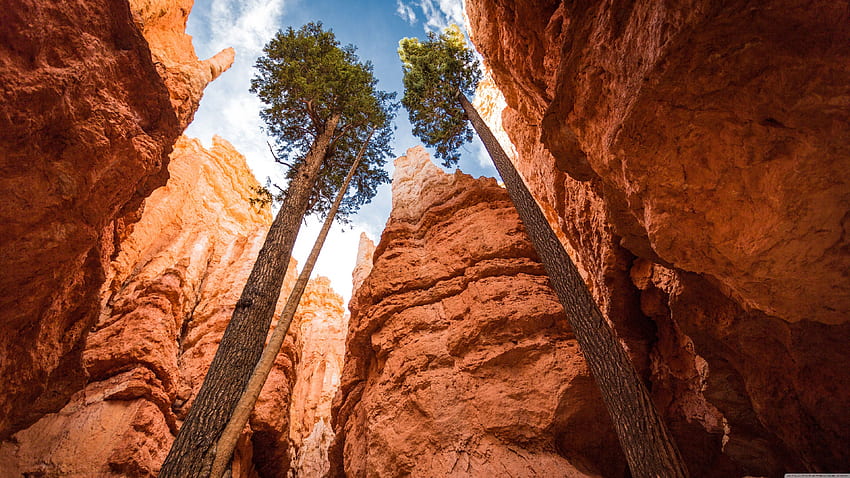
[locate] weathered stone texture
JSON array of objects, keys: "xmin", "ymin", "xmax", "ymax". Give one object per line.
[
  {"xmin": 0, "ymin": 0, "xmax": 231, "ymax": 440},
  {"xmin": 330, "ymin": 147, "xmax": 626, "ymax": 477},
  {"xmin": 0, "ymin": 137, "xmax": 306, "ymax": 477},
  {"xmin": 467, "ymin": 0, "xmax": 850, "ymax": 473}
]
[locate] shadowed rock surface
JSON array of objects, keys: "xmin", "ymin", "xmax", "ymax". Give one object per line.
[
  {"xmin": 467, "ymin": 0, "xmax": 850, "ymax": 474},
  {"xmin": 0, "ymin": 137, "xmax": 346, "ymax": 476},
  {"xmin": 0, "ymin": 0, "xmax": 232, "ymax": 440}
]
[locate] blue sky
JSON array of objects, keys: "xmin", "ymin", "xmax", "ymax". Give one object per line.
[{"xmin": 185, "ymin": 0, "xmax": 495, "ymax": 302}]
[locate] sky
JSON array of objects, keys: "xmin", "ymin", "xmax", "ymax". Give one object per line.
[{"xmin": 185, "ymin": 0, "xmax": 496, "ymax": 303}]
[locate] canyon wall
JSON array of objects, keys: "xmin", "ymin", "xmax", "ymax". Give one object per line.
[
  {"xmin": 0, "ymin": 136, "xmax": 345, "ymax": 477},
  {"xmin": 288, "ymin": 277, "xmax": 348, "ymax": 478},
  {"xmin": 466, "ymin": 0, "xmax": 850, "ymax": 474},
  {"xmin": 330, "ymin": 147, "xmax": 628, "ymax": 477},
  {"xmin": 0, "ymin": 0, "xmax": 232, "ymax": 439},
  {"xmin": 128, "ymin": 0, "xmax": 235, "ymax": 129}
]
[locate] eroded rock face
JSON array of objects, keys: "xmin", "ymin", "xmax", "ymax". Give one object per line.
[
  {"xmin": 128, "ymin": 0, "xmax": 235, "ymax": 129},
  {"xmin": 467, "ymin": 0, "xmax": 850, "ymax": 473},
  {"xmin": 352, "ymin": 232, "xmax": 376, "ymax": 293},
  {"xmin": 0, "ymin": 0, "xmax": 231, "ymax": 439},
  {"xmin": 466, "ymin": 0, "xmax": 850, "ymax": 324},
  {"xmin": 330, "ymin": 147, "xmax": 626, "ymax": 477},
  {"xmin": 288, "ymin": 277, "xmax": 348, "ymax": 477},
  {"xmin": 0, "ymin": 137, "xmax": 303, "ymax": 477}
]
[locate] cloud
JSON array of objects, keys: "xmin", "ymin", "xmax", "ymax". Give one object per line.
[
  {"xmin": 205, "ymin": 0, "xmax": 287, "ymax": 53},
  {"xmin": 185, "ymin": 0, "xmax": 290, "ymax": 190},
  {"xmin": 185, "ymin": 1, "xmax": 498, "ymax": 304},
  {"xmin": 418, "ymin": 0, "xmax": 466, "ymax": 33},
  {"xmin": 185, "ymin": 0, "xmax": 401, "ymax": 305},
  {"xmin": 396, "ymin": 0, "xmax": 417, "ymax": 25}
]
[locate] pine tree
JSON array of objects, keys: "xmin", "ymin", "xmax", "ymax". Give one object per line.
[
  {"xmin": 208, "ymin": 129, "xmax": 376, "ymax": 478},
  {"xmin": 399, "ymin": 26, "xmax": 689, "ymax": 478},
  {"xmin": 160, "ymin": 23, "xmax": 394, "ymax": 477}
]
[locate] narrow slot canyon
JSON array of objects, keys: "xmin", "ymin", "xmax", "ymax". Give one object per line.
[{"xmin": 0, "ymin": 0, "xmax": 847, "ymax": 477}]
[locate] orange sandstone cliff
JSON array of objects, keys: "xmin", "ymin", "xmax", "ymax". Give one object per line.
[
  {"xmin": 288, "ymin": 277, "xmax": 348, "ymax": 477},
  {"xmin": 0, "ymin": 2, "xmax": 351, "ymax": 475},
  {"xmin": 329, "ymin": 147, "xmax": 627, "ymax": 477},
  {"xmin": 0, "ymin": 0, "xmax": 232, "ymax": 440},
  {"xmin": 466, "ymin": 0, "xmax": 850, "ymax": 474},
  {"xmin": 0, "ymin": 136, "xmax": 346, "ymax": 477},
  {"xmin": 128, "ymin": 0, "xmax": 235, "ymax": 129},
  {"xmin": 2, "ymin": 1, "xmax": 848, "ymax": 476}
]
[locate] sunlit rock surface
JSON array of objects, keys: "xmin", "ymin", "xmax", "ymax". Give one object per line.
[
  {"xmin": 329, "ymin": 147, "xmax": 626, "ymax": 477},
  {"xmin": 0, "ymin": 0, "xmax": 230, "ymax": 441},
  {"xmin": 288, "ymin": 277, "xmax": 348, "ymax": 478},
  {"xmin": 129, "ymin": 0, "xmax": 235, "ymax": 129},
  {"xmin": 0, "ymin": 137, "xmax": 328, "ymax": 477}
]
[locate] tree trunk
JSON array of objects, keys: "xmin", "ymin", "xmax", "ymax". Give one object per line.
[
  {"xmin": 459, "ymin": 94, "xmax": 689, "ymax": 478},
  {"xmin": 160, "ymin": 114, "xmax": 342, "ymax": 478},
  {"xmin": 209, "ymin": 129, "xmax": 374, "ymax": 478}
]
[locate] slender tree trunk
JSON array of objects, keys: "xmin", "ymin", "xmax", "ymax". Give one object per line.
[
  {"xmin": 160, "ymin": 114, "xmax": 342, "ymax": 478},
  {"xmin": 459, "ymin": 94, "xmax": 688, "ymax": 478},
  {"xmin": 209, "ymin": 129, "xmax": 374, "ymax": 478}
]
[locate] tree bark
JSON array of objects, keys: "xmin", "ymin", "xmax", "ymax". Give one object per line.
[
  {"xmin": 209, "ymin": 129, "xmax": 374, "ymax": 478},
  {"xmin": 459, "ymin": 94, "xmax": 689, "ymax": 478},
  {"xmin": 160, "ymin": 114, "xmax": 341, "ymax": 478}
]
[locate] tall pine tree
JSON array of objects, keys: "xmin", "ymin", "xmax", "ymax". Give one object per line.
[
  {"xmin": 161, "ymin": 23, "xmax": 394, "ymax": 477},
  {"xmin": 209, "ymin": 129, "xmax": 378, "ymax": 478},
  {"xmin": 399, "ymin": 26, "xmax": 689, "ymax": 478}
]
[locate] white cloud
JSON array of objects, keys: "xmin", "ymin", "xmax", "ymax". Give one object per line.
[
  {"xmin": 418, "ymin": 0, "xmax": 466, "ymax": 33},
  {"xmin": 206, "ymin": 0, "xmax": 287, "ymax": 53},
  {"xmin": 396, "ymin": 0, "xmax": 417, "ymax": 25},
  {"xmin": 186, "ymin": 0, "xmax": 290, "ymax": 196}
]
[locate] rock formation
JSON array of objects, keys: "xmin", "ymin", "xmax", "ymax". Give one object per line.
[
  {"xmin": 352, "ymin": 232, "xmax": 376, "ymax": 293},
  {"xmin": 0, "ymin": 137, "xmax": 346, "ymax": 476},
  {"xmin": 0, "ymin": 136, "xmax": 268, "ymax": 475},
  {"xmin": 0, "ymin": 0, "xmax": 232, "ymax": 440},
  {"xmin": 288, "ymin": 277, "xmax": 348, "ymax": 478},
  {"xmin": 330, "ymin": 147, "xmax": 627, "ymax": 477},
  {"xmin": 3, "ymin": 1, "xmax": 847, "ymax": 475},
  {"xmin": 466, "ymin": 0, "xmax": 850, "ymax": 474},
  {"xmin": 128, "ymin": 0, "xmax": 235, "ymax": 129}
]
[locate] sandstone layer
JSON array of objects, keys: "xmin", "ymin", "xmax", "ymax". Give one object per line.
[
  {"xmin": 288, "ymin": 277, "xmax": 348, "ymax": 478},
  {"xmin": 467, "ymin": 1, "xmax": 850, "ymax": 474},
  {"xmin": 0, "ymin": 137, "xmax": 342, "ymax": 477},
  {"xmin": 128, "ymin": 0, "xmax": 235, "ymax": 129},
  {"xmin": 0, "ymin": 0, "xmax": 232, "ymax": 439},
  {"xmin": 330, "ymin": 147, "xmax": 627, "ymax": 477}
]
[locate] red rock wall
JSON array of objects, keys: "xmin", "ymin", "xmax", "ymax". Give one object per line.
[
  {"xmin": 128, "ymin": 0, "xmax": 235, "ymax": 129},
  {"xmin": 288, "ymin": 277, "xmax": 348, "ymax": 477},
  {"xmin": 467, "ymin": 0, "xmax": 850, "ymax": 474},
  {"xmin": 0, "ymin": 0, "xmax": 231, "ymax": 440},
  {"xmin": 330, "ymin": 147, "xmax": 627, "ymax": 477},
  {"xmin": 0, "ymin": 137, "xmax": 346, "ymax": 477}
]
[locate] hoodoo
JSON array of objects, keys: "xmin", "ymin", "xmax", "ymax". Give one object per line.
[{"xmin": 329, "ymin": 147, "xmax": 627, "ymax": 477}]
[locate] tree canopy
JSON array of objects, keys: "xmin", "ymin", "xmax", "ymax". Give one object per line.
[
  {"xmin": 398, "ymin": 24, "xmax": 481, "ymax": 166},
  {"xmin": 251, "ymin": 22, "xmax": 395, "ymax": 220}
]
